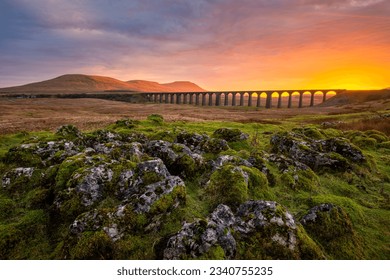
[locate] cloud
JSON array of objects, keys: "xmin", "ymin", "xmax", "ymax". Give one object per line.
[{"xmin": 0, "ymin": 0, "xmax": 389, "ymax": 88}]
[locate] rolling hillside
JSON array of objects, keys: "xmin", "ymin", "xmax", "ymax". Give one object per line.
[{"xmin": 0, "ymin": 74, "xmax": 206, "ymax": 94}]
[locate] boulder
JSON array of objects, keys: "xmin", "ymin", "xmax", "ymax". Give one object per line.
[
  {"xmin": 270, "ymin": 131, "xmax": 365, "ymax": 172},
  {"xmin": 175, "ymin": 131, "xmax": 229, "ymax": 154},
  {"xmin": 69, "ymin": 164, "xmax": 114, "ymax": 207},
  {"xmin": 211, "ymin": 155, "xmax": 252, "ymax": 171},
  {"xmin": 164, "ymin": 200, "xmax": 316, "ymax": 260},
  {"xmin": 163, "ymin": 204, "xmax": 236, "ymax": 260},
  {"xmin": 56, "ymin": 124, "xmax": 83, "ymax": 140},
  {"xmin": 212, "ymin": 128, "xmax": 249, "ymax": 142},
  {"xmin": 300, "ymin": 203, "xmax": 362, "ymax": 259}
]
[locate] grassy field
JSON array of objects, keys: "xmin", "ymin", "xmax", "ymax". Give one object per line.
[{"xmin": 0, "ymin": 98, "xmax": 389, "ymax": 260}]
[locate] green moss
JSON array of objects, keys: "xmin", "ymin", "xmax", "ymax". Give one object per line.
[
  {"xmin": 364, "ymin": 130, "xmax": 388, "ymax": 142},
  {"xmin": 70, "ymin": 231, "xmax": 114, "ymax": 259},
  {"xmin": 327, "ymin": 152, "xmax": 349, "ymax": 170},
  {"xmin": 149, "ymin": 185, "xmax": 186, "ymax": 215},
  {"xmin": 117, "ymin": 205, "xmax": 148, "ymax": 233},
  {"xmin": 296, "ymin": 225, "xmax": 325, "ymax": 259},
  {"xmin": 55, "ymin": 155, "xmax": 87, "ymax": 190},
  {"xmin": 23, "ymin": 188, "xmax": 50, "ymax": 209},
  {"xmin": 4, "ymin": 146, "xmax": 42, "ymax": 166},
  {"xmin": 302, "ymin": 205, "xmax": 364, "ymax": 259},
  {"xmin": 281, "ymin": 168, "xmax": 319, "ymax": 192},
  {"xmin": 147, "ymin": 114, "xmax": 164, "ymax": 125},
  {"xmin": 197, "ymin": 245, "xmax": 226, "ymax": 260},
  {"xmin": 55, "ymin": 124, "xmax": 82, "ymax": 140},
  {"xmin": 113, "ymin": 235, "xmax": 155, "ymax": 259},
  {"xmin": 351, "ymin": 136, "xmax": 377, "ymax": 149},
  {"xmin": 298, "ymin": 127, "xmax": 325, "ymax": 140},
  {"xmin": 3, "ymin": 168, "xmax": 44, "ymax": 197},
  {"xmin": 113, "ymin": 118, "xmax": 139, "ymax": 129},
  {"xmin": 0, "ymin": 197, "xmax": 16, "ymax": 221},
  {"xmin": 378, "ymin": 141, "xmax": 390, "ymax": 149},
  {"xmin": 205, "ymin": 165, "xmax": 248, "ymax": 209},
  {"xmin": 141, "ymin": 171, "xmax": 163, "ymax": 186},
  {"xmin": 58, "ymin": 193, "xmax": 87, "ymax": 222},
  {"xmin": 322, "ymin": 128, "xmax": 343, "ymax": 138},
  {"xmin": 240, "ymin": 166, "xmax": 274, "ymax": 200},
  {"xmin": 212, "ymin": 128, "xmax": 246, "ymax": 142},
  {"xmin": 171, "ymin": 154, "xmax": 198, "ymax": 178},
  {"xmin": 0, "ymin": 224, "xmax": 23, "ymax": 259},
  {"xmin": 149, "ymin": 130, "xmax": 175, "ymax": 142}
]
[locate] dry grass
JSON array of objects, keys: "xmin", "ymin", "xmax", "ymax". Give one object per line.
[
  {"xmin": 335, "ymin": 117, "xmax": 390, "ymax": 136},
  {"xmin": 0, "ymin": 96, "xmax": 389, "ymax": 135}
]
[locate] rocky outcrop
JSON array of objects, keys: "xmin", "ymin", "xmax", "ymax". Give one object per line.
[
  {"xmin": 175, "ymin": 131, "xmax": 229, "ymax": 154},
  {"xmin": 270, "ymin": 131, "xmax": 365, "ymax": 172},
  {"xmin": 164, "ymin": 200, "xmax": 311, "ymax": 260},
  {"xmin": 0, "ymin": 121, "xmax": 374, "ymax": 260},
  {"xmin": 212, "ymin": 128, "xmax": 249, "ymax": 142}
]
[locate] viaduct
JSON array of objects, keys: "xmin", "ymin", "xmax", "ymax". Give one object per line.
[{"xmin": 143, "ymin": 89, "xmax": 346, "ymax": 108}]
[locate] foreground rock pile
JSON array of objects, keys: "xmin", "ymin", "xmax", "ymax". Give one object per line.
[{"xmin": 1, "ymin": 120, "xmax": 382, "ymax": 259}]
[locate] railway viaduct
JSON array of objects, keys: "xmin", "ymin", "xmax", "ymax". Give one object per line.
[{"xmin": 143, "ymin": 89, "xmax": 346, "ymax": 108}]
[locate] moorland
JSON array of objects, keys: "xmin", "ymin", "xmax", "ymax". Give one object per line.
[{"xmin": 0, "ymin": 78, "xmax": 389, "ymax": 259}]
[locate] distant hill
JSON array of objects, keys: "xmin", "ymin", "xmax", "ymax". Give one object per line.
[
  {"xmin": 321, "ymin": 89, "xmax": 390, "ymax": 106},
  {"xmin": 0, "ymin": 74, "xmax": 206, "ymax": 94},
  {"xmin": 126, "ymin": 80, "xmax": 205, "ymax": 92}
]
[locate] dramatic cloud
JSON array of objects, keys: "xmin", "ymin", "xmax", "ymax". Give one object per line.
[{"xmin": 0, "ymin": 0, "xmax": 389, "ymax": 89}]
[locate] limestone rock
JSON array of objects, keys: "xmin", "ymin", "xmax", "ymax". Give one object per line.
[
  {"xmin": 211, "ymin": 155, "xmax": 253, "ymax": 171},
  {"xmin": 2, "ymin": 167, "xmax": 35, "ymax": 188},
  {"xmin": 164, "ymin": 200, "xmax": 300, "ymax": 260},
  {"xmin": 163, "ymin": 204, "xmax": 236, "ymax": 260},
  {"xmin": 70, "ymin": 164, "xmax": 114, "ymax": 207},
  {"xmin": 270, "ymin": 131, "xmax": 365, "ymax": 172}
]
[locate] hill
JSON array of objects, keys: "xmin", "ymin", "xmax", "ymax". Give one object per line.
[
  {"xmin": 0, "ymin": 74, "xmax": 206, "ymax": 94},
  {"xmin": 126, "ymin": 80, "xmax": 205, "ymax": 92},
  {"xmin": 321, "ymin": 89, "xmax": 390, "ymax": 106}
]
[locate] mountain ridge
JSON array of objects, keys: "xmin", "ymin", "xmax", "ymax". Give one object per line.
[{"xmin": 0, "ymin": 74, "xmax": 206, "ymax": 94}]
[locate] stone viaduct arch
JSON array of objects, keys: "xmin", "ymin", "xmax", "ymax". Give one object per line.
[{"xmin": 145, "ymin": 89, "xmax": 344, "ymax": 109}]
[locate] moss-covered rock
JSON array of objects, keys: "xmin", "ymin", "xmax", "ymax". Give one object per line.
[
  {"xmin": 114, "ymin": 118, "xmax": 139, "ymax": 129},
  {"xmin": 55, "ymin": 124, "xmax": 83, "ymax": 140},
  {"xmin": 4, "ymin": 145, "xmax": 42, "ymax": 167},
  {"xmin": 293, "ymin": 127, "xmax": 325, "ymax": 140},
  {"xmin": 2, "ymin": 167, "xmax": 43, "ymax": 196},
  {"xmin": 270, "ymin": 131, "xmax": 365, "ymax": 172},
  {"xmin": 205, "ymin": 165, "xmax": 249, "ymax": 209},
  {"xmin": 281, "ymin": 168, "xmax": 320, "ymax": 192},
  {"xmin": 213, "ymin": 128, "xmax": 249, "ymax": 142},
  {"xmin": 234, "ymin": 201, "xmax": 323, "ymax": 260},
  {"xmin": 350, "ymin": 136, "xmax": 377, "ymax": 149},
  {"xmin": 164, "ymin": 201, "xmax": 324, "ymax": 260},
  {"xmin": 301, "ymin": 203, "xmax": 363, "ymax": 259}
]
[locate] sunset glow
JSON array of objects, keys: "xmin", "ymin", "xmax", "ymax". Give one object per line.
[{"xmin": 0, "ymin": 0, "xmax": 389, "ymax": 90}]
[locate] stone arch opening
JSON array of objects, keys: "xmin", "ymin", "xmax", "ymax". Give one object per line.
[
  {"xmin": 269, "ymin": 92, "xmax": 279, "ymax": 108},
  {"xmin": 312, "ymin": 91, "xmax": 324, "ymax": 106},
  {"xmin": 281, "ymin": 91, "xmax": 290, "ymax": 108},
  {"xmin": 300, "ymin": 91, "xmax": 312, "ymax": 107},
  {"xmin": 289, "ymin": 91, "xmax": 300, "ymax": 108},
  {"xmin": 255, "ymin": 92, "xmax": 267, "ymax": 108},
  {"xmin": 231, "ymin": 92, "xmax": 238, "ymax": 106}
]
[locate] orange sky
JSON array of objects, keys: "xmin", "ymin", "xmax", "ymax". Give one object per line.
[{"xmin": 1, "ymin": 0, "xmax": 389, "ymax": 90}]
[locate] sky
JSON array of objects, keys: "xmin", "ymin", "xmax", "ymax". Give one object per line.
[{"xmin": 0, "ymin": 0, "xmax": 389, "ymax": 90}]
